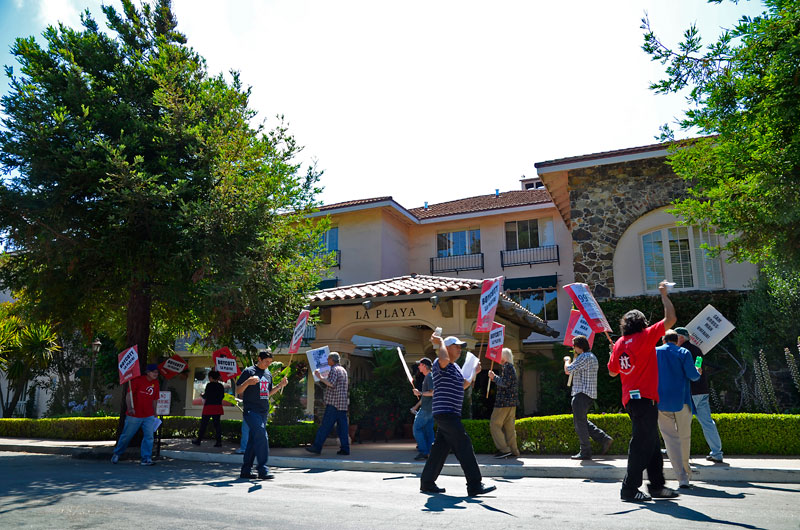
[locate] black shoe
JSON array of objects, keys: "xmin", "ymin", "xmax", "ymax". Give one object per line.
[
  {"xmin": 679, "ymin": 483, "xmax": 692, "ymax": 489},
  {"xmin": 191, "ymin": 439, "xmax": 201, "ymax": 446},
  {"xmin": 337, "ymin": 449, "xmax": 350, "ymax": 455},
  {"xmin": 468, "ymin": 483, "xmax": 497, "ymax": 497},
  {"xmin": 305, "ymin": 447, "xmax": 321, "ymax": 455},
  {"xmin": 258, "ymin": 474, "xmax": 275, "ymax": 480},
  {"xmin": 648, "ymin": 485, "xmax": 679, "ymax": 498},
  {"xmin": 600, "ymin": 438, "xmax": 613, "ymax": 455},
  {"xmin": 493, "ymin": 450, "xmax": 512, "ymax": 459},
  {"xmin": 570, "ymin": 453, "xmax": 591, "ymax": 460},
  {"xmin": 239, "ymin": 472, "xmax": 258, "ymax": 479},
  {"xmin": 414, "ymin": 453, "xmax": 428, "ymax": 461},
  {"xmin": 621, "ymin": 489, "xmax": 652, "ymax": 502},
  {"xmin": 420, "ymin": 483, "xmax": 446, "ymax": 494},
  {"xmin": 706, "ymin": 455, "xmax": 724, "ymax": 463}
]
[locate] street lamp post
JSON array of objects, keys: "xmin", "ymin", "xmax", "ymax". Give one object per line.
[{"xmin": 87, "ymin": 339, "xmax": 101, "ymax": 416}]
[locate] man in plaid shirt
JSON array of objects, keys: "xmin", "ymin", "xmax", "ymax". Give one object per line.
[
  {"xmin": 564, "ymin": 335, "xmax": 613, "ymax": 460},
  {"xmin": 307, "ymin": 352, "xmax": 350, "ymax": 455}
]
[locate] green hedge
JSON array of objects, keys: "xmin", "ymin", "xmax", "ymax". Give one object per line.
[
  {"xmin": 0, "ymin": 416, "xmax": 315, "ymax": 447},
  {"xmin": 2, "ymin": 414, "xmax": 798, "ymax": 454}
]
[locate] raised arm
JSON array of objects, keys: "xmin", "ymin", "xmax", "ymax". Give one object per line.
[{"xmin": 659, "ymin": 280, "xmax": 677, "ymax": 330}]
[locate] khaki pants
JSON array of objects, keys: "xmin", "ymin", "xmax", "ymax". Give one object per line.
[
  {"xmin": 489, "ymin": 406, "xmax": 519, "ymax": 455},
  {"xmin": 658, "ymin": 404, "xmax": 693, "ymax": 485}
]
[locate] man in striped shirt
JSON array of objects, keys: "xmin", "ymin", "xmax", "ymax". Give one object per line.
[{"xmin": 419, "ymin": 334, "xmax": 496, "ymax": 497}]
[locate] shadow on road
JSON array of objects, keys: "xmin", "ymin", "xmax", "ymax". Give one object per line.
[{"xmin": 608, "ymin": 499, "xmax": 766, "ymax": 530}]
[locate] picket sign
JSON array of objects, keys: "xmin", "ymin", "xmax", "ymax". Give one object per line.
[
  {"xmin": 475, "ymin": 277, "xmax": 503, "ymax": 333},
  {"xmin": 563, "ymin": 283, "xmax": 613, "ymax": 345},
  {"xmin": 288, "ymin": 309, "xmax": 311, "ymax": 358},
  {"xmin": 212, "ymin": 347, "xmax": 241, "ymax": 382},
  {"xmin": 562, "ymin": 309, "xmax": 596, "ymax": 349},
  {"xmin": 118, "ymin": 345, "xmax": 140, "ymax": 385},
  {"xmin": 485, "ymin": 322, "xmax": 505, "ymax": 398},
  {"xmin": 683, "ymin": 305, "xmax": 736, "ymax": 354},
  {"xmin": 158, "ymin": 354, "xmax": 187, "ymax": 379}
]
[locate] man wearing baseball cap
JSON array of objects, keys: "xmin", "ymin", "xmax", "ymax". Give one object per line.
[
  {"xmin": 111, "ymin": 363, "xmax": 160, "ymax": 466},
  {"xmin": 412, "ymin": 357, "xmax": 434, "ymax": 460}
]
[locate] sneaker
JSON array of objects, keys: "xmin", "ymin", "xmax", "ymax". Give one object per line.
[
  {"xmin": 140, "ymin": 460, "xmax": 154, "ymax": 466},
  {"xmin": 648, "ymin": 485, "xmax": 679, "ymax": 498},
  {"xmin": 467, "ymin": 483, "xmax": 497, "ymax": 497},
  {"xmin": 337, "ymin": 449, "xmax": 350, "ymax": 455},
  {"xmin": 234, "ymin": 448, "xmax": 245, "ymax": 454},
  {"xmin": 600, "ymin": 437, "xmax": 613, "ymax": 455},
  {"xmin": 570, "ymin": 453, "xmax": 591, "ymax": 460},
  {"xmin": 240, "ymin": 472, "xmax": 258, "ymax": 479},
  {"xmin": 258, "ymin": 473, "xmax": 275, "ymax": 480},
  {"xmin": 420, "ymin": 483, "xmax": 446, "ymax": 494},
  {"xmin": 621, "ymin": 489, "xmax": 651, "ymax": 502},
  {"xmin": 706, "ymin": 455, "xmax": 724, "ymax": 463},
  {"xmin": 191, "ymin": 439, "xmax": 201, "ymax": 446},
  {"xmin": 493, "ymin": 450, "xmax": 512, "ymax": 459},
  {"xmin": 414, "ymin": 453, "xmax": 428, "ymax": 461},
  {"xmin": 305, "ymin": 447, "xmax": 321, "ymax": 455},
  {"xmin": 679, "ymin": 483, "xmax": 692, "ymax": 489},
  {"xmin": 110, "ymin": 454, "xmax": 119, "ymax": 464}
]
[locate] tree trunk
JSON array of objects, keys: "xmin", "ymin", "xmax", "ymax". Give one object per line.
[{"xmin": 116, "ymin": 280, "xmax": 153, "ymax": 439}]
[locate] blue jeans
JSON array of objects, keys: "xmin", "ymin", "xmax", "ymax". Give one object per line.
[
  {"xmin": 311, "ymin": 404, "xmax": 349, "ymax": 453},
  {"xmin": 692, "ymin": 394, "xmax": 723, "ymax": 459},
  {"xmin": 241, "ymin": 409, "xmax": 269, "ymax": 476},
  {"xmin": 413, "ymin": 408, "xmax": 435, "ymax": 455},
  {"xmin": 113, "ymin": 415, "xmax": 155, "ymax": 462},
  {"xmin": 238, "ymin": 419, "xmax": 250, "ymax": 453}
]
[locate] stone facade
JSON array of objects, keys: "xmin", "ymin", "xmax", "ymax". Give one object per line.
[{"xmin": 569, "ymin": 156, "xmax": 689, "ymax": 298}]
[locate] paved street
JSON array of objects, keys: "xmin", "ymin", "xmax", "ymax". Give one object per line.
[{"xmin": 1, "ymin": 452, "xmax": 798, "ymax": 529}]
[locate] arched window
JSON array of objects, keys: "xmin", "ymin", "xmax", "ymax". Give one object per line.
[{"xmin": 640, "ymin": 226, "xmax": 723, "ymax": 291}]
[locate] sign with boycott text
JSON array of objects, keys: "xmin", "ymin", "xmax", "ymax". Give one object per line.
[
  {"xmin": 475, "ymin": 277, "xmax": 503, "ymax": 332},
  {"xmin": 158, "ymin": 354, "xmax": 188, "ymax": 379},
  {"xmin": 118, "ymin": 345, "xmax": 140, "ymax": 385},
  {"xmin": 288, "ymin": 309, "xmax": 311, "ymax": 355},
  {"xmin": 562, "ymin": 309, "xmax": 596, "ymax": 349},
  {"xmin": 563, "ymin": 283, "xmax": 611, "ymax": 333},
  {"xmin": 306, "ymin": 345, "xmax": 331, "ymax": 382},
  {"xmin": 684, "ymin": 305, "xmax": 735, "ymax": 354},
  {"xmin": 156, "ymin": 391, "xmax": 171, "ymax": 415},
  {"xmin": 212, "ymin": 347, "xmax": 241, "ymax": 382},
  {"xmin": 485, "ymin": 322, "xmax": 505, "ymax": 363}
]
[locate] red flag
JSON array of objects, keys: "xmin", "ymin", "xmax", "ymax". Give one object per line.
[
  {"xmin": 158, "ymin": 354, "xmax": 188, "ymax": 379},
  {"xmin": 212, "ymin": 347, "xmax": 241, "ymax": 382},
  {"xmin": 562, "ymin": 283, "xmax": 611, "ymax": 333},
  {"xmin": 475, "ymin": 277, "xmax": 503, "ymax": 332},
  {"xmin": 562, "ymin": 309, "xmax": 596, "ymax": 349},
  {"xmin": 288, "ymin": 309, "xmax": 310, "ymax": 355},
  {"xmin": 118, "ymin": 345, "xmax": 140, "ymax": 385},
  {"xmin": 485, "ymin": 322, "xmax": 505, "ymax": 363}
]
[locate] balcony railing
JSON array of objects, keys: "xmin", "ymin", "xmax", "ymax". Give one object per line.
[
  {"xmin": 315, "ymin": 249, "xmax": 341, "ymax": 268},
  {"xmin": 500, "ymin": 245, "xmax": 559, "ymax": 269},
  {"xmin": 430, "ymin": 253, "xmax": 484, "ymax": 274}
]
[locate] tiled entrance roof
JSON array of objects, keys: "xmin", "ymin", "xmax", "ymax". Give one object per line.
[
  {"xmin": 310, "ymin": 274, "xmax": 559, "ymax": 337},
  {"xmin": 408, "ymin": 190, "xmax": 551, "ymax": 220}
]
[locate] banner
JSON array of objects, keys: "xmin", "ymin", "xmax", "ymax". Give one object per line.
[
  {"xmin": 288, "ymin": 309, "xmax": 311, "ymax": 355},
  {"xmin": 397, "ymin": 347, "xmax": 414, "ymax": 386},
  {"xmin": 118, "ymin": 345, "xmax": 140, "ymax": 385},
  {"xmin": 306, "ymin": 345, "xmax": 331, "ymax": 382},
  {"xmin": 475, "ymin": 277, "xmax": 503, "ymax": 332},
  {"xmin": 683, "ymin": 304, "xmax": 736, "ymax": 354},
  {"xmin": 155, "ymin": 391, "xmax": 171, "ymax": 415},
  {"xmin": 562, "ymin": 283, "xmax": 611, "ymax": 333},
  {"xmin": 158, "ymin": 354, "xmax": 188, "ymax": 379},
  {"xmin": 562, "ymin": 309, "xmax": 596, "ymax": 349},
  {"xmin": 212, "ymin": 347, "xmax": 241, "ymax": 382},
  {"xmin": 485, "ymin": 322, "xmax": 505, "ymax": 363}
]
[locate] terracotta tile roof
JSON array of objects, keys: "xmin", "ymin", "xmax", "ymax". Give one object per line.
[
  {"xmin": 309, "ymin": 274, "xmax": 479, "ymax": 302},
  {"xmin": 534, "ymin": 141, "xmax": 669, "ymax": 169},
  {"xmin": 408, "ymin": 190, "xmax": 552, "ymax": 220},
  {"xmin": 316, "ymin": 197, "xmax": 393, "ymax": 212}
]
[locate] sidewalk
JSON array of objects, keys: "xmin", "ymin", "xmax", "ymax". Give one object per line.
[{"xmin": 2, "ymin": 436, "xmax": 799, "ymax": 483}]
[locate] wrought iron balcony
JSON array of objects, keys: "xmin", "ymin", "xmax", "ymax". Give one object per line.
[
  {"xmin": 500, "ymin": 245, "xmax": 559, "ymax": 269},
  {"xmin": 315, "ymin": 249, "xmax": 341, "ymax": 268},
  {"xmin": 430, "ymin": 253, "xmax": 484, "ymax": 274}
]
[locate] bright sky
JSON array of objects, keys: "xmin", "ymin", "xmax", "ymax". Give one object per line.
[{"xmin": 0, "ymin": 0, "xmax": 766, "ymax": 209}]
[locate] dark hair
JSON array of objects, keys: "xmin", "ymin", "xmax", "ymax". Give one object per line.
[
  {"xmin": 208, "ymin": 370, "xmax": 221, "ymax": 380},
  {"xmin": 664, "ymin": 329, "xmax": 679, "ymax": 344},
  {"xmin": 258, "ymin": 350, "xmax": 274, "ymax": 360},
  {"xmin": 572, "ymin": 335, "xmax": 591, "ymax": 353},
  {"xmin": 620, "ymin": 309, "xmax": 648, "ymax": 336}
]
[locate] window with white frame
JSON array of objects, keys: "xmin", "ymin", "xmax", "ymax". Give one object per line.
[
  {"xmin": 437, "ymin": 228, "xmax": 480, "ymax": 257},
  {"xmin": 505, "ymin": 217, "xmax": 555, "ymax": 250},
  {"xmin": 641, "ymin": 226, "xmax": 722, "ymax": 290}
]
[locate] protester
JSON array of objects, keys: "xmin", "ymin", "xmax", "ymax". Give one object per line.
[
  {"xmin": 192, "ymin": 370, "xmax": 225, "ymax": 447},
  {"xmin": 487, "ymin": 347, "xmax": 520, "ymax": 459},
  {"xmin": 420, "ymin": 334, "xmax": 495, "ymax": 497},
  {"xmin": 608, "ymin": 280, "xmax": 679, "ymax": 502},
  {"xmin": 235, "ymin": 350, "xmax": 288, "ymax": 480},
  {"xmin": 657, "ymin": 329, "xmax": 702, "ymax": 488},
  {"xmin": 412, "ymin": 357, "xmax": 435, "ymax": 461},
  {"xmin": 306, "ymin": 352, "xmax": 350, "ymax": 455},
  {"xmin": 563, "ymin": 336, "xmax": 613, "ymax": 460},
  {"xmin": 111, "ymin": 363, "xmax": 160, "ymax": 466},
  {"xmin": 675, "ymin": 327, "xmax": 724, "ymax": 463}
]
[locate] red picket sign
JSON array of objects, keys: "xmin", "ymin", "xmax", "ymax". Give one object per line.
[
  {"xmin": 562, "ymin": 283, "xmax": 612, "ymax": 333},
  {"xmin": 485, "ymin": 322, "xmax": 505, "ymax": 363},
  {"xmin": 475, "ymin": 277, "xmax": 503, "ymax": 333},
  {"xmin": 288, "ymin": 309, "xmax": 310, "ymax": 355},
  {"xmin": 212, "ymin": 347, "xmax": 241, "ymax": 382},
  {"xmin": 562, "ymin": 309, "xmax": 596, "ymax": 349},
  {"xmin": 118, "ymin": 345, "xmax": 140, "ymax": 385},
  {"xmin": 158, "ymin": 354, "xmax": 188, "ymax": 379}
]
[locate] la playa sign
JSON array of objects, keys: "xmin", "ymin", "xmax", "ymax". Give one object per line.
[{"xmin": 355, "ymin": 306, "xmax": 417, "ymax": 320}]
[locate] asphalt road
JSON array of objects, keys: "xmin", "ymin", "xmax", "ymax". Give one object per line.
[{"xmin": 1, "ymin": 452, "xmax": 798, "ymax": 529}]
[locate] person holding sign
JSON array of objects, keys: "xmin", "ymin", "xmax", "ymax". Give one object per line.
[
  {"xmin": 236, "ymin": 351, "xmax": 288, "ymax": 480},
  {"xmin": 563, "ymin": 336, "xmax": 613, "ymax": 460},
  {"xmin": 420, "ymin": 334, "xmax": 495, "ymax": 497},
  {"xmin": 607, "ymin": 280, "xmax": 678, "ymax": 502},
  {"xmin": 111, "ymin": 364, "xmax": 160, "ymax": 466},
  {"xmin": 306, "ymin": 352, "xmax": 350, "ymax": 456},
  {"xmin": 412, "ymin": 358, "xmax": 435, "ymax": 461},
  {"xmin": 487, "ymin": 348, "xmax": 519, "ymax": 459},
  {"xmin": 675, "ymin": 327, "xmax": 724, "ymax": 463},
  {"xmin": 192, "ymin": 370, "xmax": 225, "ymax": 447}
]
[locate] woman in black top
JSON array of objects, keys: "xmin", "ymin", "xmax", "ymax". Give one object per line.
[{"xmin": 193, "ymin": 370, "xmax": 225, "ymax": 447}]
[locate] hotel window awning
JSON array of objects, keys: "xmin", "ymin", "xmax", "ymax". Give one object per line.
[{"xmin": 503, "ymin": 275, "xmax": 558, "ymax": 291}]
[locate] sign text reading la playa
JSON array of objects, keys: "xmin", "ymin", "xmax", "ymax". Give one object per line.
[{"xmin": 356, "ymin": 307, "xmax": 417, "ymax": 320}]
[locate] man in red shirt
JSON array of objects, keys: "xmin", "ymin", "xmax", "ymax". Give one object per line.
[
  {"xmin": 608, "ymin": 280, "xmax": 678, "ymax": 502},
  {"xmin": 111, "ymin": 364, "xmax": 160, "ymax": 466}
]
